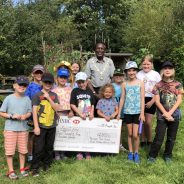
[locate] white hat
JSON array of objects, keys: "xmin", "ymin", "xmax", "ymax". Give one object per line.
[
  {"xmin": 125, "ymin": 61, "xmax": 138, "ymax": 70},
  {"xmin": 75, "ymin": 72, "xmax": 88, "ymax": 81}
]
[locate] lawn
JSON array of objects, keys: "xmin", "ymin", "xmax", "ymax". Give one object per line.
[{"xmin": 0, "ymin": 105, "xmax": 184, "ymax": 184}]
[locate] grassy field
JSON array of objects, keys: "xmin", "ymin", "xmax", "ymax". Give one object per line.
[{"xmin": 0, "ymin": 105, "xmax": 184, "ymax": 184}]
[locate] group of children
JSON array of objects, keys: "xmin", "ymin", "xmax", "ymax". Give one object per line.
[{"xmin": 0, "ymin": 57, "xmax": 183, "ymax": 179}]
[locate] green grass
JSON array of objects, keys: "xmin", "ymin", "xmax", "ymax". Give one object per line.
[{"xmin": 0, "ymin": 105, "xmax": 184, "ymax": 184}]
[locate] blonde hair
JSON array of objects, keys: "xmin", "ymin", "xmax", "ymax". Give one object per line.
[
  {"xmin": 141, "ymin": 55, "xmax": 154, "ymax": 70},
  {"xmin": 160, "ymin": 68, "xmax": 175, "ymax": 80},
  {"xmin": 99, "ymin": 83, "xmax": 115, "ymax": 99}
]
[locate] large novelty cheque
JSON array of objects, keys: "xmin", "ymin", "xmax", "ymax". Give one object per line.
[{"xmin": 54, "ymin": 116, "xmax": 122, "ymax": 153}]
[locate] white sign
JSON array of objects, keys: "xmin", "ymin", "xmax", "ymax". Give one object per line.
[{"xmin": 54, "ymin": 116, "xmax": 122, "ymax": 153}]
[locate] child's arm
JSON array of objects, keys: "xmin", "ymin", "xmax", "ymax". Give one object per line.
[
  {"xmin": 139, "ymin": 81, "xmax": 145, "ymax": 122},
  {"xmin": 42, "ymin": 91, "xmax": 61, "ymax": 111},
  {"xmin": 33, "ymin": 105, "xmax": 40, "ymax": 135},
  {"xmin": 97, "ymin": 109, "xmax": 110, "ymax": 121},
  {"xmin": 155, "ymin": 94, "xmax": 174, "ymax": 121},
  {"xmin": 0, "ymin": 112, "xmax": 11, "ymax": 119},
  {"xmin": 117, "ymin": 83, "xmax": 125, "ymax": 120},
  {"xmin": 110, "ymin": 105, "xmax": 118, "ymax": 119},
  {"xmin": 145, "ymin": 95, "xmax": 155, "ymax": 108},
  {"xmin": 20, "ymin": 112, "xmax": 32, "ymax": 121},
  {"xmin": 71, "ymin": 104, "xmax": 86, "ymax": 120},
  {"xmin": 89, "ymin": 105, "xmax": 94, "ymax": 120},
  {"xmin": 168, "ymin": 94, "xmax": 183, "ymax": 115}
]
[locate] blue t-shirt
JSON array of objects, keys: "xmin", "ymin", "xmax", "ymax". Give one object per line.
[
  {"xmin": 96, "ymin": 98, "xmax": 118, "ymax": 116},
  {"xmin": 25, "ymin": 82, "xmax": 42, "ymax": 100},
  {"xmin": 0, "ymin": 94, "xmax": 32, "ymax": 131}
]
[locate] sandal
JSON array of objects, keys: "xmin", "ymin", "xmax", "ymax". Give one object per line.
[
  {"xmin": 76, "ymin": 153, "xmax": 83, "ymax": 160},
  {"xmin": 20, "ymin": 168, "xmax": 29, "ymax": 177},
  {"xmin": 6, "ymin": 171, "xmax": 18, "ymax": 180}
]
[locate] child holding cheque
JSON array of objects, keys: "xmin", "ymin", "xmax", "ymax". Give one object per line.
[
  {"xmin": 70, "ymin": 72, "xmax": 95, "ymax": 160},
  {"xmin": 96, "ymin": 83, "xmax": 118, "ymax": 121}
]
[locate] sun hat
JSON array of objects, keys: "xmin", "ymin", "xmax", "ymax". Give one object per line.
[
  {"xmin": 75, "ymin": 72, "xmax": 88, "ymax": 81},
  {"xmin": 57, "ymin": 68, "xmax": 70, "ymax": 78},
  {"xmin": 124, "ymin": 61, "xmax": 138, "ymax": 71},
  {"xmin": 32, "ymin": 65, "xmax": 45, "ymax": 73},
  {"xmin": 53, "ymin": 61, "xmax": 72, "ymax": 72},
  {"xmin": 41, "ymin": 73, "xmax": 54, "ymax": 83},
  {"xmin": 15, "ymin": 76, "xmax": 29, "ymax": 85}
]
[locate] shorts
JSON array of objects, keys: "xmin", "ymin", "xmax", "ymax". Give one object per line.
[
  {"xmin": 124, "ymin": 114, "xmax": 140, "ymax": 124},
  {"xmin": 4, "ymin": 131, "xmax": 28, "ymax": 156},
  {"xmin": 145, "ymin": 97, "xmax": 156, "ymax": 115}
]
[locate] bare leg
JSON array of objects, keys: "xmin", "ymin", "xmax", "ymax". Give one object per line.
[
  {"xmin": 127, "ymin": 124, "xmax": 133, "ymax": 152},
  {"xmin": 19, "ymin": 153, "xmax": 26, "ymax": 169},
  {"xmin": 144, "ymin": 113, "xmax": 154, "ymax": 142},
  {"xmin": 6, "ymin": 155, "xmax": 14, "ymax": 172},
  {"xmin": 133, "ymin": 124, "xmax": 139, "ymax": 153}
]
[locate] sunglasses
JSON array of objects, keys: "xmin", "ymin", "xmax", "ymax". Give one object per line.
[{"xmin": 18, "ymin": 83, "xmax": 28, "ymax": 87}]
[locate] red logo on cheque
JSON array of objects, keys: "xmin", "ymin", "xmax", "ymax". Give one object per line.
[{"xmin": 72, "ymin": 119, "xmax": 80, "ymax": 124}]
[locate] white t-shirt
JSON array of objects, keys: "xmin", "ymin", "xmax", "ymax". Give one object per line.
[{"xmin": 137, "ymin": 70, "xmax": 161, "ymax": 97}]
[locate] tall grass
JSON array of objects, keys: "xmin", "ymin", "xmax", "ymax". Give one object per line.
[{"xmin": 0, "ymin": 104, "xmax": 184, "ymax": 184}]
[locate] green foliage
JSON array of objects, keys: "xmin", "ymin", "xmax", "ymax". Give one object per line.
[
  {"xmin": 65, "ymin": 0, "xmax": 129, "ymax": 52},
  {"xmin": 166, "ymin": 46, "xmax": 184, "ymax": 85},
  {"xmin": 123, "ymin": 0, "xmax": 184, "ymax": 58}
]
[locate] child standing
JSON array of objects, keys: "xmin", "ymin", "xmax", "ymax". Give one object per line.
[
  {"xmin": 52, "ymin": 68, "xmax": 73, "ymax": 160},
  {"xmin": 25, "ymin": 64, "xmax": 45, "ymax": 162},
  {"xmin": 70, "ymin": 72, "xmax": 95, "ymax": 160},
  {"xmin": 117, "ymin": 61, "xmax": 145, "ymax": 163},
  {"xmin": 112, "ymin": 68, "xmax": 127, "ymax": 151},
  {"xmin": 0, "ymin": 76, "xmax": 32, "ymax": 179},
  {"xmin": 137, "ymin": 55, "xmax": 161, "ymax": 147},
  {"xmin": 148, "ymin": 61, "xmax": 183, "ymax": 163},
  {"xmin": 30, "ymin": 73, "xmax": 59, "ymax": 176},
  {"xmin": 96, "ymin": 83, "xmax": 118, "ymax": 122}
]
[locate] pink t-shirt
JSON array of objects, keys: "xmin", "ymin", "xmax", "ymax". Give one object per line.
[{"xmin": 52, "ymin": 86, "xmax": 72, "ymax": 115}]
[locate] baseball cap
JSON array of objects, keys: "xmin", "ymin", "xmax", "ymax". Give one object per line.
[
  {"xmin": 113, "ymin": 68, "xmax": 124, "ymax": 76},
  {"xmin": 32, "ymin": 65, "xmax": 45, "ymax": 73},
  {"xmin": 57, "ymin": 68, "xmax": 70, "ymax": 78},
  {"xmin": 15, "ymin": 76, "xmax": 29, "ymax": 85},
  {"xmin": 124, "ymin": 61, "xmax": 138, "ymax": 71},
  {"xmin": 75, "ymin": 72, "xmax": 88, "ymax": 81},
  {"xmin": 41, "ymin": 73, "xmax": 54, "ymax": 83},
  {"xmin": 161, "ymin": 61, "xmax": 174, "ymax": 69}
]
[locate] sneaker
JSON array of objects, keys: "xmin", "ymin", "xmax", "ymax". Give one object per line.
[
  {"xmin": 134, "ymin": 153, "xmax": 140, "ymax": 163},
  {"xmin": 164, "ymin": 157, "xmax": 172, "ymax": 164},
  {"xmin": 60, "ymin": 152, "xmax": 68, "ymax": 160},
  {"xmin": 147, "ymin": 157, "xmax": 156, "ymax": 164},
  {"xmin": 127, "ymin": 152, "xmax": 134, "ymax": 161},
  {"xmin": 28, "ymin": 155, "xmax": 33, "ymax": 162},
  {"xmin": 55, "ymin": 155, "xmax": 61, "ymax": 161},
  {"xmin": 31, "ymin": 169, "xmax": 39, "ymax": 177},
  {"xmin": 120, "ymin": 145, "xmax": 128, "ymax": 152}
]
